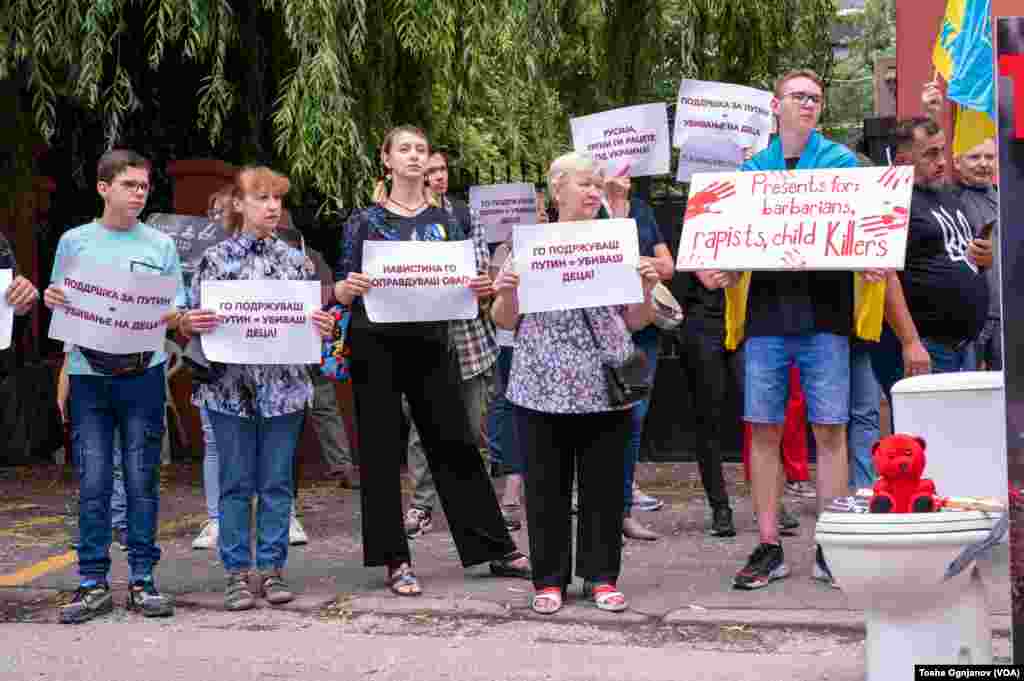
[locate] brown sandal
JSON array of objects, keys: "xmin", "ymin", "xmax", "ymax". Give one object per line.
[{"xmin": 386, "ymin": 564, "xmax": 422, "ymax": 597}]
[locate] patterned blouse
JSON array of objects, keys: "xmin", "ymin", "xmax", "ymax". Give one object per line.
[
  {"xmin": 189, "ymin": 231, "xmax": 316, "ymax": 418},
  {"xmin": 502, "ymin": 251, "xmax": 636, "ymax": 413}
]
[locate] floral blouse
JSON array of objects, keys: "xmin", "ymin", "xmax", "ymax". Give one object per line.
[{"xmin": 189, "ymin": 232, "xmax": 316, "ymax": 418}]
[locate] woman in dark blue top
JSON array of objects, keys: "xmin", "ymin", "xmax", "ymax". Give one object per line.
[{"xmin": 603, "ymin": 174, "xmax": 674, "ymax": 541}]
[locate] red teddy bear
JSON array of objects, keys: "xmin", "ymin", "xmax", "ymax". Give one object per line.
[{"xmin": 869, "ymin": 433, "xmax": 939, "ymax": 513}]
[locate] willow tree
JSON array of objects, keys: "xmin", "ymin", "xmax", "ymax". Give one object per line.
[{"xmin": 1, "ymin": 0, "xmax": 559, "ymax": 213}]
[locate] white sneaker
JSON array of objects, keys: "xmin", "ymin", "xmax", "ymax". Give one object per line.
[
  {"xmin": 289, "ymin": 512, "xmax": 308, "ymax": 546},
  {"xmin": 192, "ymin": 519, "xmax": 219, "ymax": 550}
]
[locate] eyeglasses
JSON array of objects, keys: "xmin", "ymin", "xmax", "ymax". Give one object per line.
[
  {"xmin": 118, "ymin": 180, "xmax": 150, "ymax": 193},
  {"xmin": 783, "ymin": 92, "xmax": 823, "ymax": 106}
]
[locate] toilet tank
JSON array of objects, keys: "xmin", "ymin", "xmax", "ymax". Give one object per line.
[{"xmin": 890, "ymin": 372, "xmax": 1007, "ymax": 502}]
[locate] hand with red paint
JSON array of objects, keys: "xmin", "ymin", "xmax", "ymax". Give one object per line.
[
  {"xmin": 860, "ymin": 206, "xmax": 909, "ymax": 234},
  {"xmin": 684, "ymin": 181, "xmax": 736, "ymax": 220}
]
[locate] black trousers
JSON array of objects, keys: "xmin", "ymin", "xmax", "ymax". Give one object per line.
[
  {"xmin": 514, "ymin": 405, "xmax": 629, "ymax": 590},
  {"xmin": 678, "ymin": 318, "xmax": 741, "ymax": 511},
  {"xmin": 348, "ymin": 326, "xmax": 516, "ymax": 568}
]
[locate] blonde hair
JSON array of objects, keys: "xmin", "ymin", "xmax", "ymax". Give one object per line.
[
  {"xmin": 773, "ymin": 69, "xmax": 826, "ymax": 99},
  {"xmin": 372, "ymin": 125, "xmax": 438, "ymax": 207},
  {"xmin": 224, "ymin": 166, "xmax": 290, "ymax": 234},
  {"xmin": 547, "ymin": 152, "xmax": 605, "ymax": 204}
]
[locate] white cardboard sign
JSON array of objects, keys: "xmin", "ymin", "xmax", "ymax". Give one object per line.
[
  {"xmin": 674, "ymin": 80, "xmax": 775, "ymax": 182},
  {"xmin": 48, "ymin": 260, "xmax": 178, "ymax": 353},
  {"xmin": 201, "ymin": 280, "xmax": 320, "ymax": 364},
  {"xmin": 0, "ymin": 269, "xmax": 12, "ymax": 350},
  {"xmin": 570, "ymin": 103, "xmax": 671, "ymax": 177},
  {"xmin": 675, "ymin": 166, "xmax": 915, "ymax": 271},
  {"xmin": 362, "ymin": 240, "xmax": 478, "ymax": 323},
  {"xmin": 469, "ymin": 183, "xmax": 538, "ymax": 244},
  {"xmin": 514, "ymin": 219, "xmax": 643, "ymax": 314}
]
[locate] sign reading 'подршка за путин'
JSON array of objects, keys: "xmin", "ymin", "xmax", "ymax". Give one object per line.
[{"xmin": 675, "ymin": 165, "xmax": 915, "ymax": 271}]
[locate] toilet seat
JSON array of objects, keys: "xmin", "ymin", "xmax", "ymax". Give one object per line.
[{"xmin": 817, "ymin": 511, "xmax": 999, "ymax": 536}]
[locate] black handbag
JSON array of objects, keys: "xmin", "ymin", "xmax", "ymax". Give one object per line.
[{"xmin": 579, "ymin": 308, "xmax": 650, "ymax": 407}]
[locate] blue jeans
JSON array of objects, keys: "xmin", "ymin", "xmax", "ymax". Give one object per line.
[
  {"xmin": 486, "ymin": 347, "xmax": 524, "ymax": 475},
  {"xmin": 200, "ymin": 408, "xmax": 219, "ymax": 521},
  {"xmin": 111, "ymin": 432, "xmax": 126, "ymax": 530},
  {"xmin": 744, "ymin": 333, "xmax": 850, "ymax": 425},
  {"xmin": 848, "ymin": 342, "xmax": 880, "ymax": 491},
  {"xmin": 623, "ymin": 326, "xmax": 660, "ymax": 512},
  {"xmin": 871, "ymin": 325, "xmax": 978, "ymax": 414},
  {"xmin": 70, "ymin": 364, "xmax": 166, "ymax": 582},
  {"xmin": 208, "ymin": 409, "xmax": 303, "ymax": 573}
]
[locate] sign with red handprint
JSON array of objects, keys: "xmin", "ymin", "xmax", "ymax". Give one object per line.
[{"xmin": 675, "ymin": 165, "xmax": 914, "ymax": 271}]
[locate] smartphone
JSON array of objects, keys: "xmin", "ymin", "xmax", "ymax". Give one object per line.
[{"xmin": 979, "ymin": 221, "xmax": 995, "ymax": 241}]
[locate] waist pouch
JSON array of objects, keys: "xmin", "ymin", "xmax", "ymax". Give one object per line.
[{"xmin": 79, "ymin": 348, "xmax": 155, "ymax": 376}]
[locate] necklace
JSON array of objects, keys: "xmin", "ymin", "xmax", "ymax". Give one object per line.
[{"xmin": 387, "ymin": 195, "xmax": 427, "ymax": 214}]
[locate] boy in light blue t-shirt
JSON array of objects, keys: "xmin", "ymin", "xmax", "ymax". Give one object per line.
[{"xmin": 44, "ymin": 149, "xmax": 185, "ymax": 624}]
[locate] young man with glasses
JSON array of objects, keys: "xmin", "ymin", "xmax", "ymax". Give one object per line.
[
  {"xmin": 702, "ymin": 70, "xmax": 886, "ymax": 590},
  {"xmin": 44, "ymin": 150, "xmax": 186, "ymax": 623}
]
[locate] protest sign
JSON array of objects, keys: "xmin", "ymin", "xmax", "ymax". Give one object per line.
[
  {"xmin": 48, "ymin": 260, "xmax": 178, "ymax": 353},
  {"xmin": 675, "ymin": 166, "xmax": 914, "ymax": 271},
  {"xmin": 0, "ymin": 269, "xmax": 12, "ymax": 350},
  {"xmin": 674, "ymin": 80, "xmax": 774, "ymax": 182},
  {"xmin": 201, "ymin": 280, "xmax": 320, "ymax": 365},
  {"xmin": 570, "ymin": 103, "xmax": 671, "ymax": 177},
  {"xmin": 469, "ymin": 183, "xmax": 538, "ymax": 243},
  {"xmin": 148, "ymin": 214, "xmax": 229, "ymax": 273},
  {"xmin": 514, "ymin": 219, "xmax": 643, "ymax": 314},
  {"xmin": 362, "ymin": 240, "xmax": 478, "ymax": 323}
]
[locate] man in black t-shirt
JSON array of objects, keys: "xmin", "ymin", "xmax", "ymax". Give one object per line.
[{"xmin": 874, "ymin": 117, "xmax": 989, "ymax": 400}]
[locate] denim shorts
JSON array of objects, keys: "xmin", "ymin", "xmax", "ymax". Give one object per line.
[{"xmin": 744, "ymin": 333, "xmax": 850, "ymax": 425}]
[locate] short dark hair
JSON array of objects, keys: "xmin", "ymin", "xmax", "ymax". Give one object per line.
[
  {"xmin": 893, "ymin": 117, "xmax": 941, "ymax": 153},
  {"xmin": 97, "ymin": 149, "xmax": 152, "ymax": 184}
]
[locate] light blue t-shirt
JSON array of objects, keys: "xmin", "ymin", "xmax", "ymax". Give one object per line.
[{"xmin": 50, "ymin": 221, "xmax": 187, "ymax": 376}]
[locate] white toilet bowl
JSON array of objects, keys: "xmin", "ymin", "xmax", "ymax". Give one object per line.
[{"xmin": 817, "ymin": 510, "xmax": 1000, "ymax": 680}]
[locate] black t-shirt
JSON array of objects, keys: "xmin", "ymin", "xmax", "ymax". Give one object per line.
[
  {"xmin": 350, "ymin": 206, "xmax": 457, "ymax": 343},
  {"xmin": 899, "ymin": 187, "xmax": 988, "ymax": 342},
  {"xmin": 743, "ymin": 157, "xmax": 853, "ymax": 339},
  {"xmin": 682, "ymin": 273, "xmax": 725, "ymax": 324}
]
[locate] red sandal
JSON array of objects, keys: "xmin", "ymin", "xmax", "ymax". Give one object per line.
[
  {"xmin": 531, "ymin": 587, "xmax": 564, "ymax": 615},
  {"xmin": 585, "ymin": 582, "xmax": 628, "ymax": 612}
]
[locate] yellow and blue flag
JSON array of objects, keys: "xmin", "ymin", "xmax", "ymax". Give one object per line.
[{"xmin": 933, "ymin": 0, "xmax": 996, "ymax": 155}]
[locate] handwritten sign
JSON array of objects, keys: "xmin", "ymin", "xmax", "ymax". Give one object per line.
[
  {"xmin": 201, "ymin": 281, "xmax": 320, "ymax": 365},
  {"xmin": 48, "ymin": 260, "xmax": 177, "ymax": 353},
  {"xmin": 674, "ymin": 80, "xmax": 774, "ymax": 182},
  {"xmin": 514, "ymin": 219, "xmax": 643, "ymax": 314},
  {"xmin": 148, "ymin": 214, "xmax": 229, "ymax": 272},
  {"xmin": 362, "ymin": 240, "xmax": 478, "ymax": 323},
  {"xmin": 675, "ymin": 166, "xmax": 914, "ymax": 271},
  {"xmin": 0, "ymin": 269, "xmax": 12, "ymax": 350},
  {"xmin": 469, "ymin": 183, "xmax": 538, "ymax": 244},
  {"xmin": 570, "ymin": 103, "xmax": 671, "ymax": 177}
]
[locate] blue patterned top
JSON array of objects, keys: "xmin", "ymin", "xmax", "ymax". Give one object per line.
[{"xmin": 189, "ymin": 231, "xmax": 317, "ymax": 418}]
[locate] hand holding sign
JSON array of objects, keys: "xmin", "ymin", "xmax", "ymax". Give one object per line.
[
  {"xmin": 5, "ymin": 275, "xmax": 38, "ymax": 313},
  {"xmin": 0, "ymin": 270, "xmax": 12, "ymax": 350},
  {"xmin": 335, "ymin": 272, "xmax": 371, "ymax": 306},
  {"xmin": 310, "ymin": 309, "xmax": 336, "ymax": 338},
  {"xmin": 468, "ymin": 274, "xmax": 495, "ymax": 299}
]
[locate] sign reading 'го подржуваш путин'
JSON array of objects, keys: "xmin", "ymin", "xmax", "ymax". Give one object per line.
[{"xmin": 675, "ymin": 166, "xmax": 914, "ymax": 271}]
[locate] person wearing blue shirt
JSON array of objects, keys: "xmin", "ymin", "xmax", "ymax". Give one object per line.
[{"xmin": 44, "ymin": 150, "xmax": 186, "ymax": 623}]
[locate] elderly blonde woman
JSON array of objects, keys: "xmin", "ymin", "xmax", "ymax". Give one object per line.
[{"xmin": 491, "ymin": 152, "xmax": 660, "ymax": 615}]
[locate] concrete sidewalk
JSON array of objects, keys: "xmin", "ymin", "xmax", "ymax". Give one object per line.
[{"xmin": 0, "ymin": 462, "xmax": 1011, "ymax": 634}]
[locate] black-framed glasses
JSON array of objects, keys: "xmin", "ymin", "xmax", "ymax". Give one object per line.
[
  {"xmin": 783, "ymin": 92, "xmax": 823, "ymax": 106},
  {"xmin": 118, "ymin": 180, "xmax": 150, "ymax": 193}
]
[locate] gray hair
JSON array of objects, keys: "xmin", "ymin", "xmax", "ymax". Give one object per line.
[{"xmin": 547, "ymin": 152, "xmax": 605, "ymax": 203}]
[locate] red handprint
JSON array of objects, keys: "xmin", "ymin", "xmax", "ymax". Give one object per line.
[
  {"xmin": 860, "ymin": 206, "xmax": 909, "ymax": 234},
  {"xmin": 685, "ymin": 181, "xmax": 737, "ymax": 220}
]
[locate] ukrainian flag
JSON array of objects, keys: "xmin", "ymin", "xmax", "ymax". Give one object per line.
[{"xmin": 932, "ymin": 0, "xmax": 997, "ymax": 155}]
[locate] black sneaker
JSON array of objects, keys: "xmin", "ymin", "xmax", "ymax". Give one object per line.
[
  {"xmin": 59, "ymin": 582, "xmax": 113, "ymax": 624},
  {"xmin": 113, "ymin": 527, "xmax": 128, "ymax": 551},
  {"xmin": 812, "ymin": 544, "xmax": 840, "ymax": 589},
  {"xmin": 710, "ymin": 507, "xmax": 736, "ymax": 538},
  {"xmin": 126, "ymin": 578, "xmax": 174, "ymax": 617},
  {"xmin": 733, "ymin": 543, "xmax": 790, "ymax": 590}
]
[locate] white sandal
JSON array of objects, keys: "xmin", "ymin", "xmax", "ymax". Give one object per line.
[
  {"xmin": 531, "ymin": 587, "xmax": 564, "ymax": 615},
  {"xmin": 587, "ymin": 582, "xmax": 628, "ymax": 612}
]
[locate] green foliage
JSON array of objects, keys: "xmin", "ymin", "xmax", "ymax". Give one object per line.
[{"xmin": 4, "ymin": 0, "xmax": 843, "ymax": 215}]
